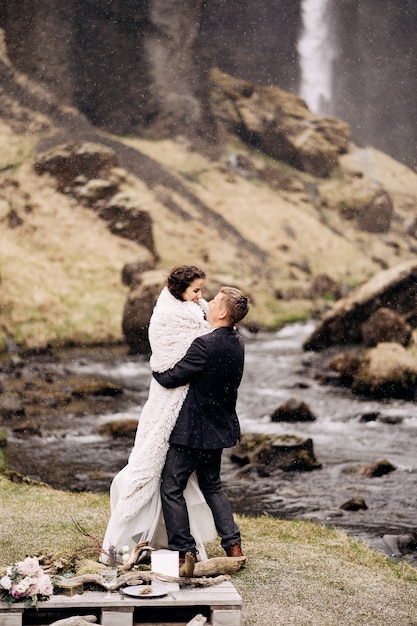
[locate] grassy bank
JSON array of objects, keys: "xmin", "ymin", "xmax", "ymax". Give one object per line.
[{"xmin": 1, "ymin": 475, "xmax": 416, "ymax": 625}]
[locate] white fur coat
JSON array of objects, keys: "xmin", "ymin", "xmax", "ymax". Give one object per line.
[{"xmin": 115, "ymin": 287, "xmax": 210, "ymax": 522}]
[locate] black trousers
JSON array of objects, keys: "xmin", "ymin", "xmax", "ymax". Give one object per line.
[{"xmin": 160, "ymin": 444, "xmax": 241, "ymax": 556}]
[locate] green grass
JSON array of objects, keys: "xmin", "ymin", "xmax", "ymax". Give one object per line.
[{"xmin": 1, "ymin": 475, "xmax": 417, "ymax": 625}]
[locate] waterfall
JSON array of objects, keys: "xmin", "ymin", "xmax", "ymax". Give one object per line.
[{"xmin": 297, "ymin": 0, "xmax": 335, "ymax": 115}]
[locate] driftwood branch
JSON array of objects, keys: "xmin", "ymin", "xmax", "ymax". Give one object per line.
[
  {"xmin": 193, "ymin": 556, "xmax": 246, "ymax": 577},
  {"xmin": 118, "ymin": 541, "xmax": 154, "ymax": 571},
  {"xmin": 55, "ymin": 570, "xmax": 231, "ymax": 590},
  {"xmin": 56, "ymin": 572, "xmax": 143, "ymax": 591}
]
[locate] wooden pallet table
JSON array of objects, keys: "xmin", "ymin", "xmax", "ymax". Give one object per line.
[{"xmin": 0, "ymin": 581, "xmax": 242, "ymax": 626}]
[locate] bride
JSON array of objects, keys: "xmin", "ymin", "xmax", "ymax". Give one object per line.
[{"xmin": 102, "ymin": 265, "xmax": 217, "ymax": 560}]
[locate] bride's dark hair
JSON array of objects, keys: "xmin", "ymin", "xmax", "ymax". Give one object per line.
[{"xmin": 167, "ymin": 265, "xmax": 205, "ymax": 301}]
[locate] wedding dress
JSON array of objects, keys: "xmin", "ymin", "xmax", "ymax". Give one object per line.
[{"xmin": 102, "ymin": 288, "xmax": 217, "ymax": 560}]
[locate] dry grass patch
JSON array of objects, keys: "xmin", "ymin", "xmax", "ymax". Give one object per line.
[
  {"xmin": 0, "ymin": 121, "xmax": 35, "ymax": 170},
  {"xmin": 227, "ymin": 515, "xmax": 417, "ymax": 626},
  {"xmin": 1, "ymin": 477, "xmax": 416, "ymax": 626},
  {"xmin": 0, "ymin": 476, "xmax": 109, "ymax": 563},
  {"xmin": 0, "ymin": 164, "xmax": 148, "ymax": 349}
]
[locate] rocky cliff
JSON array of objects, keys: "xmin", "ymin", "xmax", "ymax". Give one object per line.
[
  {"xmin": 0, "ymin": 1, "xmax": 415, "ymax": 167},
  {"xmin": 0, "ymin": 0, "xmax": 214, "ymax": 138}
]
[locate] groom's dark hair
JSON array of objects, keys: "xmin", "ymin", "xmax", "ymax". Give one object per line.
[{"xmin": 220, "ymin": 287, "xmax": 249, "ymax": 326}]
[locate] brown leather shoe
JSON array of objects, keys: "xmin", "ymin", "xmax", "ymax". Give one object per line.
[{"xmin": 226, "ymin": 543, "xmax": 244, "ymax": 558}]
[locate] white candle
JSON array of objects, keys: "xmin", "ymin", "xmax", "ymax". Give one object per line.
[{"xmin": 151, "ymin": 549, "xmax": 179, "ymax": 577}]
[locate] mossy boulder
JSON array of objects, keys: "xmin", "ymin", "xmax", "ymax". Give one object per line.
[{"xmin": 231, "ymin": 432, "xmax": 322, "ymax": 472}]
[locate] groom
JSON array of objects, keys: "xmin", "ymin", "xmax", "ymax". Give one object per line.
[{"xmin": 152, "ymin": 286, "xmax": 249, "ymax": 567}]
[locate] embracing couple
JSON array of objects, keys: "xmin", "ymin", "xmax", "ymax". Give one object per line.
[{"xmin": 102, "ymin": 265, "xmax": 249, "ymax": 570}]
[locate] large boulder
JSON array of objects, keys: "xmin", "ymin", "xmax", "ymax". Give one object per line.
[
  {"xmin": 319, "ymin": 178, "xmax": 394, "ymax": 234},
  {"xmin": 361, "ymin": 308, "xmax": 412, "ymax": 347},
  {"xmin": 304, "ymin": 261, "xmax": 417, "ymax": 351},
  {"xmin": 351, "ymin": 342, "xmax": 417, "ymax": 400},
  {"xmin": 270, "ymin": 397, "xmax": 316, "ymax": 423},
  {"xmin": 209, "ymin": 68, "xmax": 350, "ymax": 177},
  {"xmin": 230, "ymin": 433, "xmax": 322, "ymax": 472},
  {"xmin": 329, "ymin": 342, "xmax": 417, "ymax": 399},
  {"xmin": 356, "ymin": 190, "xmax": 394, "ymax": 234},
  {"xmin": 122, "ymin": 270, "xmax": 165, "ymax": 354}
]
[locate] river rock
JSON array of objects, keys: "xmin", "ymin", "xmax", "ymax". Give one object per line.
[
  {"xmin": 71, "ymin": 379, "xmax": 123, "ymax": 397},
  {"xmin": 304, "ymin": 260, "xmax": 417, "ymax": 350},
  {"xmin": 378, "ymin": 414, "xmax": 404, "ymax": 425},
  {"xmin": 210, "ymin": 68, "xmax": 350, "ymax": 177},
  {"xmin": 12, "ymin": 419, "xmax": 41, "ymax": 436},
  {"xmin": 340, "ymin": 498, "xmax": 368, "ymax": 511},
  {"xmin": 382, "ymin": 532, "xmax": 417, "ymax": 557},
  {"xmin": 230, "ymin": 433, "xmax": 322, "ymax": 472},
  {"xmin": 351, "ymin": 342, "xmax": 417, "ymax": 399},
  {"xmin": 361, "ymin": 307, "xmax": 411, "ymax": 347},
  {"xmin": 270, "ymin": 397, "xmax": 316, "ymax": 422},
  {"xmin": 0, "ymin": 429, "xmax": 7, "ymax": 473},
  {"xmin": 358, "ymin": 411, "xmax": 381, "ymax": 423},
  {"xmin": 357, "ymin": 459, "xmax": 396, "ymax": 478},
  {"xmin": 0, "ymin": 391, "xmax": 25, "ymax": 418},
  {"xmin": 328, "ymin": 350, "xmax": 361, "ymax": 385},
  {"xmin": 234, "ymin": 463, "xmax": 271, "ymax": 480},
  {"xmin": 329, "ymin": 342, "xmax": 417, "ymax": 400},
  {"xmin": 98, "ymin": 419, "xmax": 138, "ymax": 439}
]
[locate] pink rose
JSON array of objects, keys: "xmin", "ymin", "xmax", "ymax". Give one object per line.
[
  {"xmin": 11, "ymin": 585, "xmax": 26, "ymax": 599},
  {"xmin": 38, "ymin": 574, "xmax": 53, "ymax": 597},
  {"xmin": 17, "ymin": 557, "xmax": 41, "ymax": 577},
  {"xmin": 28, "ymin": 580, "xmax": 40, "ymax": 596}
]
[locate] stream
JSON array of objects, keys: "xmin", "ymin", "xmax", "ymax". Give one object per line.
[{"xmin": 5, "ymin": 322, "xmax": 417, "ymax": 566}]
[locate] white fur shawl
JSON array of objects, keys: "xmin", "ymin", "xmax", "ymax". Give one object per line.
[
  {"xmin": 116, "ymin": 287, "xmax": 210, "ymax": 522},
  {"xmin": 149, "ymin": 287, "xmax": 210, "ymax": 371}
]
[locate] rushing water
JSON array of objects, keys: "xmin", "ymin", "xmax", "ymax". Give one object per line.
[
  {"xmin": 234, "ymin": 323, "xmax": 417, "ymax": 565},
  {"xmin": 6, "ymin": 322, "xmax": 417, "ymax": 565}
]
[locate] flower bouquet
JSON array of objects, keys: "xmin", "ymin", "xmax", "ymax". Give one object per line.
[{"xmin": 0, "ymin": 556, "xmax": 53, "ymax": 607}]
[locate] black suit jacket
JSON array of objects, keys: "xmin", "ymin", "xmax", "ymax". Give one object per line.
[{"xmin": 152, "ymin": 327, "xmax": 244, "ymax": 449}]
